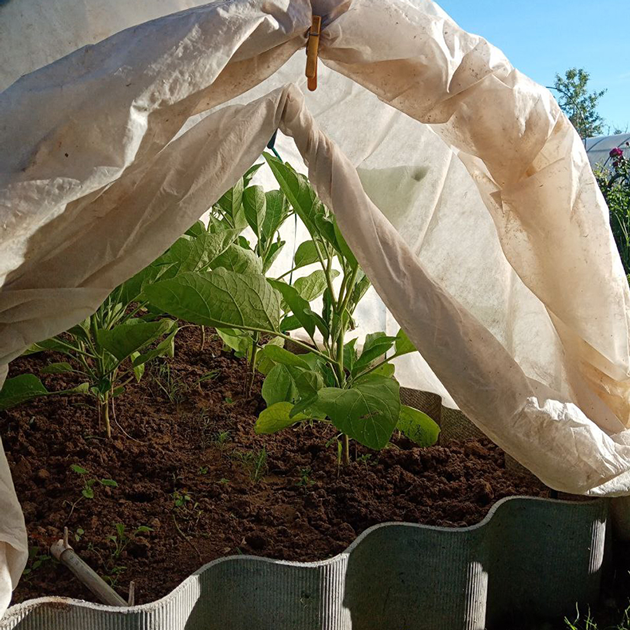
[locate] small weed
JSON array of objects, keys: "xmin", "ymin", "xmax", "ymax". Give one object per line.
[
  {"xmin": 23, "ymin": 547, "xmax": 52, "ymax": 582},
  {"xmin": 152, "ymin": 363, "xmax": 187, "ymax": 405},
  {"xmin": 64, "ymin": 465, "xmax": 118, "ymax": 521},
  {"xmin": 70, "ymin": 464, "xmax": 118, "ymax": 499},
  {"xmin": 236, "ymin": 448, "xmax": 268, "ymax": 484},
  {"xmin": 219, "ymin": 478, "xmax": 230, "ymax": 484},
  {"xmin": 297, "ymin": 467, "xmax": 315, "ymax": 488},
  {"xmin": 565, "ymin": 603, "xmax": 630, "ymax": 629},
  {"xmin": 102, "ymin": 523, "xmax": 152, "ymax": 588},
  {"xmin": 74, "ymin": 527, "xmax": 85, "ymax": 542},
  {"xmin": 224, "ymin": 396, "xmax": 234, "ymax": 404},
  {"xmin": 198, "ymin": 466, "xmax": 209, "ymax": 475},
  {"xmin": 356, "ymin": 453, "xmax": 373, "ymax": 467},
  {"xmin": 214, "ymin": 431, "xmax": 231, "ymax": 450}
]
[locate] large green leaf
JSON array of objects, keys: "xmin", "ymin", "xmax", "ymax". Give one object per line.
[
  {"xmin": 261, "ymin": 190, "xmax": 290, "ymax": 241},
  {"xmin": 294, "ymin": 270, "xmax": 338, "ymax": 303},
  {"xmin": 0, "ymin": 374, "xmax": 49, "ymax": 410},
  {"xmin": 216, "ymin": 178, "xmax": 246, "ymax": 229},
  {"xmin": 264, "ymin": 155, "xmax": 323, "ymax": 234},
  {"xmin": 145, "ymin": 270, "xmax": 281, "ymax": 331},
  {"xmin": 255, "ymin": 402, "xmax": 307, "ymax": 435},
  {"xmin": 97, "ymin": 319, "xmax": 175, "ymax": 362},
  {"xmin": 211, "ymin": 244, "xmax": 263, "ymax": 275},
  {"xmin": 397, "ymin": 405, "xmax": 440, "ymax": 447},
  {"xmin": 243, "ymin": 186, "xmax": 266, "ymax": 237},
  {"xmin": 395, "ymin": 328, "xmax": 416, "ymax": 356},
  {"xmin": 268, "ymin": 280, "xmax": 317, "ymax": 339},
  {"xmin": 306, "ymin": 377, "xmax": 400, "ymax": 449},
  {"xmin": 261, "ymin": 364, "xmax": 300, "ymax": 406},
  {"xmin": 294, "ymin": 240, "xmax": 323, "ymax": 269},
  {"xmin": 168, "ymin": 230, "xmax": 239, "ymax": 273},
  {"xmin": 352, "ymin": 333, "xmax": 396, "ymax": 376}
]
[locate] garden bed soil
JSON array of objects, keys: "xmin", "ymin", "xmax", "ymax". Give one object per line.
[{"xmin": 1, "ymin": 326, "xmax": 554, "ymax": 606}]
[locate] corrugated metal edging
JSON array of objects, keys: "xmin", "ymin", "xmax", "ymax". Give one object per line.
[{"xmin": 0, "ymin": 496, "xmax": 608, "ymax": 630}]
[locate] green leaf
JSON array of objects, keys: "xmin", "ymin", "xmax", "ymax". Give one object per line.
[
  {"xmin": 211, "ymin": 244, "xmax": 263, "ymax": 275},
  {"xmin": 262, "ymin": 240, "xmax": 285, "ymax": 274},
  {"xmin": 294, "ymin": 270, "xmax": 338, "ymax": 303},
  {"xmin": 0, "ymin": 374, "xmax": 49, "ymax": 410},
  {"xmin": 353, "ymin": 333, "xmax": 396, "ymax": 376},
  {"xmin": 243, "ymin": 163, "xmax": 262, "ymax": 186},
  {"xmin": 100, "ymin": 479, "xmax": 119, "ymax": 488},
  {"xmin": 217, "ymin": 178, "xmax": 246, "ymax": 229},
  {"xmin": 261, "ymin": 364, "xmax": 300, "ymax": 406},
  {"xmin": 261, "ymin": 190, "xmax": 290, "ymax": 241},
  {"xmin": 294, "ymin": 370, "xmax": 324, "ymax": 399},
  {"xmin": 177, "ymin": 230, "xmax": 239, "ymax": 272},
  {"xmin": 135, "ymin": 525, "xmax": 154, "ymax": 534},
  {"xmin": 349, "ymin": 273, "xmax": 371, "ymax": 312},
  {"xmin": 294, "ymin": 240, "xmax": 322, "ymax": 269},
  {"xmin": 82, "ymin": 487, "xmax": 95, "ymax": 499},
  {"xmin": 263, "ymin": 155, "xmax": 323, "ymax": 235},
  {"xmin": 260, "ymin": 345, "xmax": 311, "ymax": 369},
  {"xmin": 185, "ymin": 220, "xmax": 206, "ymax": 238},
  {"xmin": 395, "ymin": 328, "xmax": 416, "ymax": 356},
  {"xmin": 397, "ymin": 405, "xmax": 440, "ymax": 447},
  {"xmin": 71, "ymin": 465, "xmax": 88, "ymax": 475},
  {"xmin": 97, "ymin": 319, "xmax": 174, "ymax": 362},
  {"xmin": 216, "ymin": 328, "xmax": 253, "ymax": 356},
  {"xmin": 356, "ymin": 363, "xmax": 396, "ymax": 380},
  {"xmin": 255, "ymin": 402, "xmax": 307, "ymax": 435},
  {"xmin": 333, "ymin": 219, "xmax": 358, "ymax": 270},
  {"xmin": 59, "ymin": 382, "xmax": 90, "ymax": 396},
  {"xmin": 130, "ymin": 353, "xmax": 145, "ymax": 382},
  {"xmin": 268, "ymin": 279, "xmax": 317, "ymax": 339},
  {"xmin": 307, "ymin": 377, "xmax": 400, "ymax": 449},
  {"xmin": 118, "ymin": 261, "xmax": 171, "ymax": 305},
  {"xmin": 22, "ymin": 338, "xmax": 69, "ymax": 356},
  {"xmin": 145, "ymin": 269, "xmax": 281, "ymax": 331},
  {"xmin": 343, "ymin": 338, "xmax": 358, "ymax": 372},
  {"xmin": 41, "ymin": 362, "xmax": 74, "ymax": 375},
  {"xmin": 280, "ymin": 315, "xmax": 301, "ymax": 333},
  {"xmin": 243, "ymin": 186, "xmax": 266, "ymax": 237},
  {"xmin": 132, "ymin": 326, "xmax": 178, "ymax": 367}
]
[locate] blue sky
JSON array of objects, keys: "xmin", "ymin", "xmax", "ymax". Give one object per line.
[{"xmin": 438, "ymin": 0, "xmax": 630, "ymax": 134}]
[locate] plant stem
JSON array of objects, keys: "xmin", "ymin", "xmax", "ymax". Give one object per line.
[
  {"xmin": 343, "ymin": 434, "xmax": 350, "ymax": 466},
  {"xmin": 199, "ymin": 325, "xmax": 206, "ymax": 352},
  {"xmin": 246, "ymin": 334, "xmax": 259, "ymax": 396},
  {"xmin": 100, "ymin": 394, "xmax": 111, "ymax": 439}
]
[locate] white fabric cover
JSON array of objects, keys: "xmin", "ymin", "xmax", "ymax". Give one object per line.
[{"xmin": 2, "ymin": 0, "xmax": 630, "ymax": 612}]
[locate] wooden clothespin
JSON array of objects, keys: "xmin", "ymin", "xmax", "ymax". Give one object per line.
[{"xmin": 306, "ymin": 15, "xmax": 322, "ymax": 92}]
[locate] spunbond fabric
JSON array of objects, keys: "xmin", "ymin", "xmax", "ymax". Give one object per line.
[{"xmin": 1, "ymin": 0, "xmax": 630, "ymax": 611}]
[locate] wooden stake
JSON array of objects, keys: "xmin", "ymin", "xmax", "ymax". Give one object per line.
[{"xmin": 306, "ymin": 15, "xmax": 322, "ymax": 91}]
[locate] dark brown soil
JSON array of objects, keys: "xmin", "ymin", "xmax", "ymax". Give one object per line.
[{"xmin": 1, "ymin": 326, "xmax": 553, "ymax": 606}]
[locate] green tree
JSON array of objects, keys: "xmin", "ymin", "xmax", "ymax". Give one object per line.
[{"xmin": 553, "ymin": 68, "xmax": 606, "ymax": 139}]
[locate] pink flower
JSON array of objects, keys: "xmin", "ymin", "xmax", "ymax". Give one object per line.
[{"xmin": 610, "ymin": 147, "xmax": 624, "ymax": 159}]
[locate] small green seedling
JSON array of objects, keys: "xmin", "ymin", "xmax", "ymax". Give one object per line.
[
  {"xmin": 22, "ymin": 547, "xmax": 52, "ymax": 582},
  {"xmin": 107, "ymin": 523, "xmax": 153, "ymax": 560},
  {"xmin": 236, "ymin": 448, "xmax": 268, "ymax": 484},
  {"xmin": 297, "ymin": 467, "xmax": 315, "ymax": 488},
  {"xmin": 70, "ymin": 464, "xmax": 118, "ymax": 499}
]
